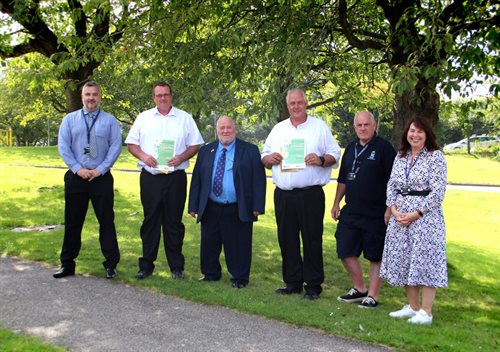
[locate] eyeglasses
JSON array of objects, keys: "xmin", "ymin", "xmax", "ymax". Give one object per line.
[{"xmin": 155, "ymin": 94, "xmax": 172, "ymax": 98}]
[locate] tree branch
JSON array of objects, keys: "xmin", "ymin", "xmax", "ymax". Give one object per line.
[
  {"xmin": 67, "ymin": 0, "xmax": 87, "ymax": 38},
  {"xmin": 0, "ymin": 0, "xmax": 68, "ymax": 59},
  {"xmin": 338, "ymin": 0, "xmax": 386, "ymax": 51},
  {"xmin": 0, "ymin": 42, "xmax": 34, "ymax": 58},
  {"xmin": 447, "ymin": 15, "xmax": 500, "ymax": 36},
  {"xmin": 308, "ymin": 97, "xmax": 336, "ymax": 109},
  {"xmin": 93, "ymin": 2, "xmax": 110, "ymax": 38},
  {"xmin": 48, "ymin": 88, "xmax": 67, "ymax": 113},
  {"xmin": 114, "ymin": 2, "xmax": 129, "ymax": 37},
  {"xmin": 439, "ymin": 0, "xmax": 467, "ymax": 26}
]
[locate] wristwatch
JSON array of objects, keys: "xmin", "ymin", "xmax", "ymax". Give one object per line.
[
  {"xmin": 417, "ymin": 209, "xmax": 424, "ymax": 217},
  {"xmin": 319, "ymin": 156, "xmax": 325, "ymax": 167}
]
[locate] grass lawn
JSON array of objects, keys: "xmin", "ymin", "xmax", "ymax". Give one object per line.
[
  {"xmin": 0, "ymin": 326, "xmax": 66, "ymax": 351},
  {"xmin": 445, "ymin": 152, "xmax": 500, "ymax": 185},
  {"xmin": 2, "ymin": 146, "xmax": 500, "ymax": 185},
  {"xmin": 0, "ymin": 146, "xmax": 499, "ymax": 351}
]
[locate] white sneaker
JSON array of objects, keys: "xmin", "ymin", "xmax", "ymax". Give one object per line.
[
  {"xmin": 407, "ymin": 309, "xmax": 433, "ymax": 325},
  {"xmin": 389, "ymin": 304, "xmax": 418, "ymax": 318}
]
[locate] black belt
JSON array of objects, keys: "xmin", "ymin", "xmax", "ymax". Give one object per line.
[
  {"xmin": 142, "ymin": 169, "xmax": 184, "ymax": 175},
  {"xmin": 278, "ymin": 185, "xmax": 320, "ymax": 192},
  {"xmin": 397, "ymin": 189, "xmax": 431, "ymax": 196}
]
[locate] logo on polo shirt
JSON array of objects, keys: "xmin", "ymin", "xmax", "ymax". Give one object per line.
[{"xmin": 368, "ymin": 151, "xmax": 376, "ymax": 160}]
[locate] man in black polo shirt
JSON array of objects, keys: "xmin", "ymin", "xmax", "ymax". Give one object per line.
[{"xmin": 331, "ymin": 111, "xmax": 396, "ymax": 308}]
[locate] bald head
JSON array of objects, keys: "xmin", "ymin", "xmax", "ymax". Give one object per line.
[{"xmin": 353, "ymin": 111, "xmax": 377, "ymax": 145}]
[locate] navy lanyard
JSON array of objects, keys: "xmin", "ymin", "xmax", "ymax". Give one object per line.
[
  {"xmin": 82, "ymin": 109, "xmax": 100, "ymax": 145},
  {"xmin": 404, "ymin": 152, "xmax": 421, "ymax": 182},
  {"xmin": 350, "ymin": 143, "xmax": 369, "ymax": 173}
]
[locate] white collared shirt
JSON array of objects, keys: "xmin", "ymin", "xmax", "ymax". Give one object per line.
[
  {"xmin": 261, "ymin": 116, "xmax": 341, "ymax": 190},
  {"xmin": 125, "ymin": 106, "xmax": 204, "ymax": 174}
]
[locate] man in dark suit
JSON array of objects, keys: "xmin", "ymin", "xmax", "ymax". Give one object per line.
[{"xmin": 188, "ymin": 116, "xmax": 266, "ymax": 288}]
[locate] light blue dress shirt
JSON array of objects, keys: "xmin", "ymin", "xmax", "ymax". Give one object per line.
[
  {"xmin": 209, "ymin": 140, "xmax": 237, "ymax": 204},
  {"xmin": 58, "ymin": 108, "xmax": 122, "ymax": 175}
]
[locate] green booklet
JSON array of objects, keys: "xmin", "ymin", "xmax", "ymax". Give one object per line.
[
  {"xmin": 281, "ymin": 138, "xmax": 306, "ymax": 171},
  {"xmin": 154, "ymin": 139, "xmax": 175, "ymax": 173}
]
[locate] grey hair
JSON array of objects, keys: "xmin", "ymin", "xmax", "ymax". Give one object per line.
[
  {"xmin": 286, "ymin": 88, "xmax": 307, "ymax": 104},
  {"xmin": 216, "ymin": 115, "xmax": 236, "ymax": 129},
  {"xmin": 82, "ymin": 81, "xmax": 101, "ymax": 93},
  {"xmin": 353, "ymin": 111, "xmax": 376, "ymax": 125}
]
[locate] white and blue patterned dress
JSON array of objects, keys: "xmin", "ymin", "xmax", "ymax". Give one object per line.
[{"xmin": 380, "ymin": 148, "xmax": 448, "ymax": 288}]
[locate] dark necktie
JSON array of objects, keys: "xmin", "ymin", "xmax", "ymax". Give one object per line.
[{"xmin": 213, "ymin": 148, "xmax": 226, "ymax": 196}]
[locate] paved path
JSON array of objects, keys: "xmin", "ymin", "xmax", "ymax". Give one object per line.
[
  {"xmin": 0, "ymin": 256, "xmax": 391, "ymax": 352},
  {"xmin": 445, "ymin": 184, "xmax": 500, "ymax": 192}
]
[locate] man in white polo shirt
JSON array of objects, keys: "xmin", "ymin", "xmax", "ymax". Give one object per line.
[
  {"xmin": 125, "ymin": 82, "xmax": 204, "ymax": 280},
  {"xmin": 261, "ymin": 88, "xmax": 341, "ymax": 300}
]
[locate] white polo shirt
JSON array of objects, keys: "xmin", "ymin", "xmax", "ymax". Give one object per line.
[
  {"xmin": 261, "ymin": 116, "xmax": 341, "ymax": 190},
  {"xmin": 125, "ymin": 106, "xmax": 204, "ymax": 174}
]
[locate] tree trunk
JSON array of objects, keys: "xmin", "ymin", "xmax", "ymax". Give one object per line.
[
  {"xmin": 392, "ymin": 78, "xmax": 440, "ymax": 146},
  {"xmin": 193, "ymin": 111, "xmax": 201, "ymax": 125},
  {"xmin": 276, "ymin": 74, "xmax": 293, "ymax": 123},
  {"xmin": 64, "ymin": 85, "xmax": 83, "ymax": 113},
  {"xmin": 278, "ymin": 98, "xmax": 289, "ymax": 122},
  {"xmin": 63, "ymin": 65, "xmax": 99, "ymax": 113}
]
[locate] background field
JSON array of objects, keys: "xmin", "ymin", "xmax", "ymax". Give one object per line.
[
  {"xmin": 2, "ymin": 146, "xmax": 500, "ymax": 185},
  {"xmin": 0, "ymin": 147, "xmax": 499, "ymax": 352}
]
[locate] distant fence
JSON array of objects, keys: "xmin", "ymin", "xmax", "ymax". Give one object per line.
[{"xmin": 0, "ymin": 129, "xmax": 13, "ymax": 146}]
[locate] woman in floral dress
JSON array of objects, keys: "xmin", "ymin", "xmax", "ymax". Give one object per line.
[{"xmin": 380, "ymin": 117, "xmax": 447, "ymax": 325}]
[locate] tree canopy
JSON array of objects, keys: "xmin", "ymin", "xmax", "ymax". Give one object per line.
[
  {"xmin": 139, "ymin": 0, "xmax": 498, "ymax": 142},
  {"xmin": 0, "ymin": 0, "xmax": 498, "ymax": 145},
  {"xmin": 0, "ymin": 0, "xmax": 134, "ymax": 112},
  {"xmin": 0, "ymin": 54, "xmax": 62, "ymax": 145}
]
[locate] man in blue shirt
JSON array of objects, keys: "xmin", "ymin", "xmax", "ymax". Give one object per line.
[
  {"xmin": 188, "ymin": 116, "xmax": 266, "ymax": 288},
  {"xmin": 54, "ymin": 81, "xmax": 122, "ymax": 279}
]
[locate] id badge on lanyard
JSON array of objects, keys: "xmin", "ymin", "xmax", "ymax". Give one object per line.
[{"xmin": 347, "ymin": 143, "xmax": 369, "ymax": 181}]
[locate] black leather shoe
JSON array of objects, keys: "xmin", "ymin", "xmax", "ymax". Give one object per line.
[
  {"xmin": 232, "ymin": 282, "xmax": 247, "ymax": 289},
  {"xmin": 172, "ymin": 269, "xmax": 185, "ymax": 280},
  {"xmin": 106, "ymin": 268, "xmax": 117, "ymax": 279},
  {"xmin": 275, "ymin": 286, "xmax": 303, "ymax": 295},
  {"xmin": 53, "ymin": 267, "xmax": 75, "ymax": 279},
  {"xmin": 304, "ymin": 292, "xmax": 320, "ymax": 300},
  {"xmin": 198, "ymin": 276, "xmax": 220, "ymax": 282},
  {"xmin": 135, "ymin": 270, "xmax": 152, "ymax": 280}
]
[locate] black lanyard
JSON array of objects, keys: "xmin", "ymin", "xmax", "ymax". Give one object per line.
[
  {"xmin": 350, "ymin": 143, "xmax": 369, "ymax": 173},
  {"xmin": 82, "ymin": 109, "xmax": 100, "ymax": 145}
]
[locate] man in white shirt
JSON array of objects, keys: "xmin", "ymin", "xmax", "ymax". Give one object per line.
[
  {"xmin": 125, "ymin": 82, "xmax": 204, "ymax": 280},
  {"xmin": 262, "ymin": 88, "xmax": 341, "ymax": 300}
]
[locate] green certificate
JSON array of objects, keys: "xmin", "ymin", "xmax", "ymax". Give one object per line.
[
  {"xmin": 281, "ymin": 139, "xmax": 306, "ymax": 171},
  {"xmin": 154, "ymin": 139, "xmax": 175, "ymax": 173}
]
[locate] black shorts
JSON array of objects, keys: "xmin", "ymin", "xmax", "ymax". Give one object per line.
[{"xmin": 334, "ymin": 213, "xmax": 386, "ymax": 262}]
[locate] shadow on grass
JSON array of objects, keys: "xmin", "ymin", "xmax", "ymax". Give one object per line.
[
  {"xmin": 0, "ymin": 185, "xmax": 64, "ymax": 228},
  {"xmin": 444, "ymin": 242, "xmax": 499, "ymax": 324}
]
